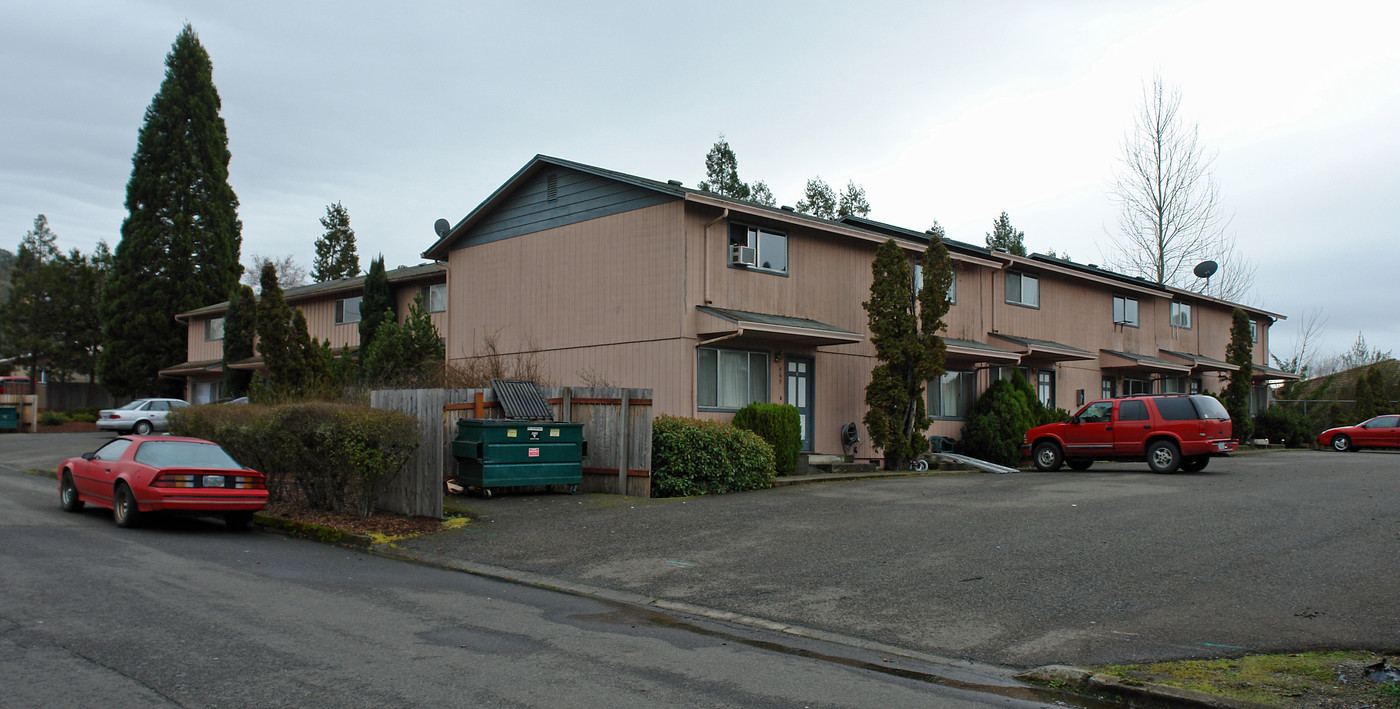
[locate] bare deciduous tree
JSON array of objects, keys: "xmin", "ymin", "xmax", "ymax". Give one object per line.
[
  {"xmin": 1107, "ymin": 73, "xmax": 1255, "ymax": 302},
  {"xmin": 1271, "ymin": 306, "xmax": 1327, "ymax": 377},
  {"xmin": 242, "ymin": 254, "xmax": 308, "ymax": 292}
]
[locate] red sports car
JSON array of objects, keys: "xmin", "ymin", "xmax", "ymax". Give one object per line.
[
  {"xmin": 58, "ymin": 435, "xmax": 267, "ymax": 529},
  {"xmin": 1317, "ymin": 415, "xmax": 1400, "ymax": 452}
]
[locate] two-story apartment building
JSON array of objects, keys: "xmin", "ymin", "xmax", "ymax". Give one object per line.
[
  {"xmin": 422, "ymin": 155, "xmax": 1293, "ymax": 458},
  {"xmin": 161, "ymin": 263, "xmax": 447, "ymax": 403}
]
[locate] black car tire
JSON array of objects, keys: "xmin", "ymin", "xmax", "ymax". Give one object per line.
[
  {"xmin": 1033, "ymin": 442, "xmax": 1063, "ymax": 472},
  {"xmin": 60, "ymin": 472, "xmax": 85, "ymax": 512},
  {"xmin": 1181, "ymin": 455, "xmax": 1210, "ymax": 472},
  {"xmin": 1331, "ymin": 434, "xmax": 1352, "ymax": 452},
  {"xmin": 225, "ymin": 511, "xmax": 254, "ymax": 531},
  {"xmin": 1146, "ymin": 440, "xmax": 1181, "ymax": 474},
  {"xmin": 1067, "ymin": 459, "xmax": 1093, "ymax": 471},
  {"xmin": 113, "ymin": 483, "xmax": 142, "ymax": 527},
  {"xmin": 133, "ymin": 420, "xmax": 153, "ymax": 435}
]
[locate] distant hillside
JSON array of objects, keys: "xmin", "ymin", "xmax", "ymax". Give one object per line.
[{"xmin": 1278, "ymin": 359, "xmax": 1399, "ymax": 432}]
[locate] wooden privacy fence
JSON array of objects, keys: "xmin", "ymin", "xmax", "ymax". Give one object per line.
[
  {"xmin": 0, "ymin": 394, "xmax": 39, "ymax": 433},
  {"xmin": 370, "ymin": 386, "xmax": 653, "ymax": 518}
]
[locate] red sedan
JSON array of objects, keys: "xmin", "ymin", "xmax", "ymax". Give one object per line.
[
  {"xmin": 1317, "ymin": 415, "xmax": 1400, "ymax": 452},
  {"xmin": 58, "ymin": 435, "xmax": 267, "ymax": 529}
]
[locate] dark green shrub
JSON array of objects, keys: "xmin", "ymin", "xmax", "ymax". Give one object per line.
[
  {"xmin": 731, "ymin": 403, "xmax": 801, "ymax": 475},
  {"xmin": 651, "ymin": 415, "xmax": 775, "ymax": 497},
  {"xmin": 170, "ymin": 402, "xmax": 421, "ymax": 516},
  {"xmin": 39, "ymin": 411, "xmax": 69, "ymax": 426},
  {"xmin": 959, "ymin": 374, "xmax": 1061, "ymax": 466},
  {"xmin": 1253, "ymin": 407, "xmax": 1311, "ymax": 448},
  {"xmin": 66, "ymin": 409, "xmax": 99, "ymax": 423}
]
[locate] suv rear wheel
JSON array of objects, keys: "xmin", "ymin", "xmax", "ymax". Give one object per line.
[
  {"xmin": 1032, "ymin": 441, "xmax": 1063, "ymax": 472},
  {"xmin": 1146, "ymin": 440, "xmax": 1181, "ymax": 474}
]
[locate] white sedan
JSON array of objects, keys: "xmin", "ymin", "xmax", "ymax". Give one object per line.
[{"xmin": 96, "ymin": 398, "xmax": 189, "ymax": 435}]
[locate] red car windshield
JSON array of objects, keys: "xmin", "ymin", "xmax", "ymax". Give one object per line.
[{"xmin": 134, "ymin": 441, "xmax": 244, "ymax": 470}]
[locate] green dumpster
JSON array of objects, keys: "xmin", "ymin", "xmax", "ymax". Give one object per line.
[
  {"xmin": 451, "ymin": 419, "xmax": 585, "ymax": 498},
  {"xmin": 0, "ymin": 405, "xmax": 17, "ymax": 432}
]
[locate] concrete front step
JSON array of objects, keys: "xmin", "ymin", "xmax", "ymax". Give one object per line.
[{"xmin": 797, "ymin": 453, "xmax": 878, "ymax": 475}]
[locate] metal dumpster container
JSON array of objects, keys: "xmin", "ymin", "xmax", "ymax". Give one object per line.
[
  {"xmin": 0, "ymin": 405, "xmax": 18, "ymax": 432},
  {"xmin": 451, "ymin": 419, "xmax": 585, "ymax": 498}
]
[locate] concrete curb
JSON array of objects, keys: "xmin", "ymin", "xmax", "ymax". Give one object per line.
[{"xmin": 1015, "ymin": 665, "xmax": 1274, "ymax": 708}]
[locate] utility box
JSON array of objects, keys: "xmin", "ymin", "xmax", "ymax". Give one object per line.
[
  {"xmin": 451, "ymin": 419, "xmax": 585, "ymax": 498},
  {"xmin": 0, "ymin": 405, "xmax": 17, "ymax": 432}
]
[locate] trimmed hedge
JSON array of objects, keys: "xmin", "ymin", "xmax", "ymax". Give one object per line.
[
  {"xmin": 960, "ymin": 374, "xmax": 1066, "ymax": 466},
  {"xmin": 169, "ymin": 402, "xmax": 421, "ymax": 516},
  {"xmin": 731, "ymin": 403, "xmax": 802, "ymax": 475},
  {"xmin": 651, "ymin": 415, "xmax": 776, "ymax": 497},
  {"xmin": 1253, "ymin": 407, "xmax": 1311, "ymax": 448}
]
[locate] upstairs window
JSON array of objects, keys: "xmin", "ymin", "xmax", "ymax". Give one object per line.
[
  {"xmin": 1005, "ymin": 271, "xmax": 1039, "ymax": 308},
  {"xmin": 1170, "ymin": 301, "xmax": 1192, "ymax": 329},
  {"xmin": 335, "ymin": 296, "xmax": 362, "ymax": 325},
  {"xmin": 420, "ymin": 283, "xmax": 446, "ymax": 313},
  {"xmin": 204, "ymin": 317, "xmax": 225, "ymax": 341},
  {"xmin": 1249, "ymin": 321, "xmax": 1258, "ymax": 342},
  {"xmin": 1112, "ymin": 295, "xmax": 1139, "ymax": 327},
  {"xmin": 913, "ymin": 262, "xmax": 957, "ymax": 303},
  {"xmin": 729, "ymin": 223, "xmax": 788, "ymax": 275}
]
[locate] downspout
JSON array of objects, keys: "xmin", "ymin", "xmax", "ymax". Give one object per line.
[{"xmin": 703, "ymin": 209, "xmax": 729, "ymax": 305}]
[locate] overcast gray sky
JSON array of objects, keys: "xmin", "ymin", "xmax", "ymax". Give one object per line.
[{"xmin": 3, "ymin": 0, "xmax": 1397, "ymax": 363}]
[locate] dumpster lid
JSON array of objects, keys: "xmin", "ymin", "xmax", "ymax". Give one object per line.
[{"xmin": 491, "ymin": 379, "xmax": 554, "ymax": 420}]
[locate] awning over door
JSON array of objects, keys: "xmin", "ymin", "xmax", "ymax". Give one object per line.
[
  {"xmin": 944, "ymin": 337, "xmax": 1022, "ymax": 365},
  {"xmin": 989, "ymin": 333, "xmax": 1096, "ymax": 362},
  {"xmin": 157, "ymin": 359, "xmax": 223, "ymax": 379},
  {"xmin": 696, "ymin": 306, "xmax": 863, "ymax": 347},
  {"xmin": 1158, "ymin": 349, "xmax": 1239, "ymax": 372},
  {"xmin": 1099, "ymin": 349, "xmax": 1192, "ymax": 374},
  {"xmin": 1252, "ymin": 364, "xmax": 1301, "ymax": 382}
]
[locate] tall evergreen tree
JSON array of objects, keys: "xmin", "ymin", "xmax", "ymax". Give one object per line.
[
  {"xmin": 0, "ymin": 215, "xmax": 62, "ymax": 379},
  {"xmin": 100, "ymin": 24, "xmax": 242, "ymax": 397},
  {"xmin": 837, "ymin": 181, "xmax": 871, "ymax": 218},
  {"xmin": 254, "ymin": 263, "xmax": 304, "ymax": 394},
  {"xmin": 50, "ymin": 245, "xmax": 110, "ymax": 380},
  {"xmin": 985, "ymin": 211, "xmax": 1027, "ymax": 255},
  {"xmin": 221, "ymin": 284, "xmax": 256, "ymax": 397},
  {"xmin": 358, "ymin": 256, "xmax": 394, "ymax": 358},
  {"xmin": 362, "ymin": 293, "xmax": 444, "ymax": 386},
  {"xmin": 312, "ymin": 202, "xmax": 360, "ymax": 282},
  {"xmin": 796, "ymin": 177, "xmax": 837, "ymax": 219},
  {"xmin": 0, "ymin": 247, "xmax": 16, "ymax": 304},
  {"xmin": 697, "ymin": 135, "xmax": 751, "ymax": 200},
  {"xmin": 1223, "ymin": 308, "xmax": 1254, "ymax": 442},
  {"xmin": 862, "ymin": 237, "xmax": 952, "ymax": 469}
]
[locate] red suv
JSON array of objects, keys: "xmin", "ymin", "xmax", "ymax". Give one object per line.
[{"xmin": 1023, "ymin": 394, "xmax": 1236, "ymax": 473}]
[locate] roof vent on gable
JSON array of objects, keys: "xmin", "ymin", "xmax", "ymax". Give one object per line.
[
  {"xmin": 668, "ymin": 179, "xmax": 682, "ymax": 186},
  {"xmin": 546, "ymin": 173, "xmax": 558, "ymax": 203}
]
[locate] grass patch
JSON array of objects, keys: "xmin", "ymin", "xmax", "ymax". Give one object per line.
[{"xmin": 1094, "ymin": 651, "xmax": 1400, "ymax": 707}]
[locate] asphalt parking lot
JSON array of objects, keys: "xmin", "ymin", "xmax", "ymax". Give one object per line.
[{"xmin": 403, "ymin": 449, "xmax": 1400, "ymax": 668}]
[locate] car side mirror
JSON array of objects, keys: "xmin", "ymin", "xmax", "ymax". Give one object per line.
[
  {"xmin": 1070, "ymin": 415, "xmax": 1081, "ymax": 424},
  {"xmin": 82, "ymin": 452, "xmax": 95, "ymax": 460}
]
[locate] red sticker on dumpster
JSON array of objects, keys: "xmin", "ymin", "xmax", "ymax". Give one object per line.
[{"xmin": 528, "ymin": 447, "xmax": 539, "ymax": 457}]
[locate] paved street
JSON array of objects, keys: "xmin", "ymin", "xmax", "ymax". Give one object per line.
[
  {"xmin": 0, "ymin": 435, "xmax": 1075, "ymax": 708},
  {"xmin": 402, "ymin": 449, "xmax": 1400, "ymax": 668}
]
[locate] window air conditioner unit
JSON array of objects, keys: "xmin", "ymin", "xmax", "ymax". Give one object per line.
[{"xmin": 730, "ymin": 244, "xmax": 757, "ymax": 267}]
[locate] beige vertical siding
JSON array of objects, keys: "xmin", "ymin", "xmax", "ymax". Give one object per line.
[{"xmin": 186, "ymin": 318, "xmax": 224, "ymax": 362}]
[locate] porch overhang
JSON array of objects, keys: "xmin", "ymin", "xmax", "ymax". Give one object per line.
[
  {"xmin": 696, "ymin": 306, "xmax": 863, "ymax": 348},
  {"xmin": 1159, "ymin": 349, "xmax": 1239, "ymax": 373},
  {"xmin": 943, "ymin": 338, "xmax": 1022, "ymax": 365},
  {"xmin": 225, "ymin": 355, "xmax": 266, "ymax": 372},
  {"xmin": 157, "ymin": 359, "xmax": 223, "ymax": 379},
  {"xmin": 1099, "ymin": 349, "xmax": 1192, "ymax": 374},
  {"xmin": 989, "ymin": 333, "xmax": 1095, "ymax": 362},
  {"xmin": 1252, "ymin": 364, "xmax": 1301, "ymax": 382}
]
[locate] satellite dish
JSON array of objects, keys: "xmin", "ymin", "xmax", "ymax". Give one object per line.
[
  {"xmin": 1193, "ymin": 260, "xmax": 1218, "ymax": 279},
  {"xmin": 433, "ymin": 218, "xmax": 451, "ymax": 237}
]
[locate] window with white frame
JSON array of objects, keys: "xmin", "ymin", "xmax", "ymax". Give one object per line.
[
  {"xmin": 697, "ymin": 347, "xmax": 770, "ymax": 409},
  {"xmin": 728, "ymin": 223, "xmax": 788, "ymax": 275},
  {"xmin": 204, "ymin": 317, "xmax": 225, "ymax": 341},
  {"xmin": 1005, "ymin": 271, "xmax": 1039, "ymax": 307},
  {"xmin": 1112, "ymin": 295, "xmax": 1139, "ymax": 327},
  {"xmin": 1124, "ymin": 378, "xmax": 1151, "ymax": 396},
  {"xmin": 335, "ymin": 296, "xmax": 362, "ymax": 325},
  {"xmin": 1102, "ymin": 377, "xmax": 1116, "ymax": 400},
  {"xmin": 1249, "ymin": 320, "xmax": 1258, "ymax": 342},
  {"xmin": 913, "ymin": 262, "xmax": 957, "ymax": 304},
  {"xmin": 420, "ymin": 283, "xmax": 446, "ymax": 313},
  {"xmin": 1170, "ymin": 301, "xmax": 1192, "ymax": 329},
  {"xmin": 930, "ymin": 371, "xmax": 975, "ymax": 419}
]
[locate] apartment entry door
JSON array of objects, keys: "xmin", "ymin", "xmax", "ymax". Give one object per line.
[{"xmin": 785, "ymin": 356, "xmax": 814, "ymax": 452}]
